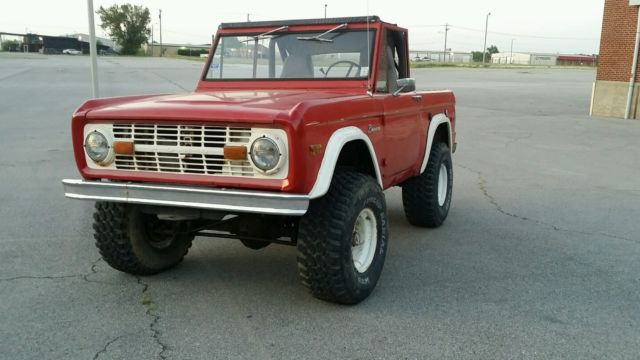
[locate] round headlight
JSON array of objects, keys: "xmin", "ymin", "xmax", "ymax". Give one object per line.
[
  {"xmin": 84, "ymin": 131, "xmax": 111, "ymax": 163},
  {"xmin": 250, "ymin": 137, "xmax": 281, "ymax": 172}
]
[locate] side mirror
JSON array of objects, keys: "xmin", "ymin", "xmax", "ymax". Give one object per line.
[{"xmin": 393, "ymin": 78, "xmax": 416, "ymax": 96}]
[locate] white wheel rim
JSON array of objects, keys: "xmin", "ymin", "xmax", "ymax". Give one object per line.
[
  {"xmin": 437, "ymin": 163, "xmax": 448, "ymax": 206},
  {"xmin": 351, "ymin": 208, "xmax": 378, "ymax": 273}
]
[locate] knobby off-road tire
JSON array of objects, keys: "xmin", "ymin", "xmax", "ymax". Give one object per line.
[
  {"xmin": 93, "ymin": 202, "xmax": 194, "ymax": 275},
  {"xmin": 402, "ymin": 142, "xmax": 453, "ymax": 228},
  {"xmin": 297, "ymin": 171, "xmax": 389, "ymax": 305}
]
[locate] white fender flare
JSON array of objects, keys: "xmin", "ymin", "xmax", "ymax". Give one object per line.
[
  {"xmin": 307, "ymin": 126, "xmax": 383, "ymax": 199},
  {"xmin": 420, "ymin": 114, "xmax": 452, "ymax": 174}
]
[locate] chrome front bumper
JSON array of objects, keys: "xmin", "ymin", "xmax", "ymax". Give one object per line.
[{"xmin": 62, "ymin": 179, "xmax": 309, "ymax": 216}]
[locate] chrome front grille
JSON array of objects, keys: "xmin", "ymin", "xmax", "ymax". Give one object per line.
[{"xmin": 112, "ymin": 124, "xmax": 254, "ymax": 176}]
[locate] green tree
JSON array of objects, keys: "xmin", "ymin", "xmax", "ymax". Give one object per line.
[
  {"xmin": 472, "ymin": 45, "xmax": 499, "ymax": 63},
  {"xmin": 471, "ymin": 51, "xmax": 484, "ymax": 62},
  {"xmin": 97, "ymin": 4, "xmax": 150, "ymax": 55},
  {"xmin": 1, "ymin": 40, "xmax": 19, "ymax": 51},
  {"xmin": 224, "ymin": 37, "xmax": 246, "ymax": 49}
]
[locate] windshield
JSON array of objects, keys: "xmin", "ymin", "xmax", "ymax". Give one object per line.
[{"xmin": 205, "ymin": 30, "xmax": 375, "ymax": 80}]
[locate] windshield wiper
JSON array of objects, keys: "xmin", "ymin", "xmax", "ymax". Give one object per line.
[
  {"xmin": 241, "ymin": 26, "xmax": 289, "ymax": 42},
  {"xmin": 297, "ymin": 23, "xmax": 347, "ymax": 42},
  {"xmin": 238, "ymin": 26, "xmax": 289, "ymax": 78}
]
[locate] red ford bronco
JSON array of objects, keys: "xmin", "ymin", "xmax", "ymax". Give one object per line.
[{"xmin": 63, "ymin": 16, "xmax": 456, "ymax": 304}]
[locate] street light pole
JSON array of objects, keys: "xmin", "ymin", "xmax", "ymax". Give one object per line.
[
  {"xmin": 482, "ymin": 12, "xmax": 491, "ymax": 64},
  {"xmin": 324, "ymin": 4, "xmax": 327, "ymax": 18},
  {"xmin": 510, "ymin": 38, "xmax": 515, "ymax": 64},
  {"xmin": 159, "ymin": 9, "xmax": 163, "ymax": 57},
  {"xmin": 87, "ymin": 0, "xmax": 99, "ymax": 98}
]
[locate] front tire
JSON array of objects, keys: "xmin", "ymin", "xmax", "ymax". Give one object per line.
[
  {"xmin": 402, "ymin": 142, "xmax": 453, "ymax": 228},
  {"xmin": 93, "ymin": 202, "xmax": 194, "ymax": 275},
  {"xmin": 297, "ymin": 171, "xmax": 388, "ymax": 305}
]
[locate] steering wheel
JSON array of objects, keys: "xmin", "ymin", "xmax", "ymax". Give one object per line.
[{"xmin": 324, "ymin": 60, "xmax": 362, "ymax": 78}]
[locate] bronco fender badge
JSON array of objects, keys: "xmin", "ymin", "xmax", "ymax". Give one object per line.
[{"xmin": 367, "ymin": 125, "xmax": 381, "ymax": 134}]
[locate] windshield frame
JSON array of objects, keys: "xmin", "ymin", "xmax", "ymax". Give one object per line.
[{"xmin": 201, "ymin": 28, "xmax": 377, "ymax": 83}]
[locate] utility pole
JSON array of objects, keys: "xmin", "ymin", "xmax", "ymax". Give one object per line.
[
  {"xmin": 247, "ymin": 13, "xmax": 250, "ymax": 22},
  {"xmin": 159, "ymin": 9, "xmax": 163, "ymax": 57},
  {"xmin": 324, "ymin": 4, "xmax": 328, "ymax": 18},
  {"xmin": 151, "ymin": 24, "xmax": 154, "ymax": 56},
  {"xmin": 443, "ymin": 23, "xmax": 450, "ymax": 63},
  {"xmin": 87, "ymin": 0, "xmax": 99, "ymax": 97},
  {"xmin": 482, "ymin": 12, "xmax": 491, "ymax": 64},
  {"xmin": 510, "ymin": 38, "xmax": 515, "ymax": 65}
]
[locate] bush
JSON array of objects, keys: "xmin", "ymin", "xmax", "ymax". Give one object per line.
[
  {"xmin": 1, "ymin": 40, "xmax": 19, "ymax": 52},
  {"xmin": 177, "ymin": 48, "xmax": 209, "ymax": 57}
]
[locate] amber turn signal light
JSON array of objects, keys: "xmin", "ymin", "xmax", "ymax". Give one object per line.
[
  {"xmin": 224, "ymin": 145, "xmax": 248, "ymax": 160},
  {"xmin": 309, "ymin": 144, "xmax": 323, "ymax": 156},
  {"xmin": 113, "ymin": 141, "xmax": 134, "ymax": 155}
]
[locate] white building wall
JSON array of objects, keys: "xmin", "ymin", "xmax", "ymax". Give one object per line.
[
  {"xmin": 410, "ymin": 51, "xmax": 472, "ymax": 63},
  {"xmin": 491, "ymin": 52, "xmax": 532, "ymax": 65},
  {"xmin": 492, "ymin": 52, "xmax": 558, "ymax": 65},
  {"xmin": 530, "ymin": 54, "xmax": 557, "ymax": 66}
]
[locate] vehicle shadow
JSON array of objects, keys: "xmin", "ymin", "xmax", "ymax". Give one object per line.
[{"xmin": 127, "ymin": 195, "xmax": 480, "ymax": 310}]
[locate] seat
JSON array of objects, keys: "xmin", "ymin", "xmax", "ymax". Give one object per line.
[{"xmin": 281, "ymin": 55, "xmax": 313, "ymax": 78}]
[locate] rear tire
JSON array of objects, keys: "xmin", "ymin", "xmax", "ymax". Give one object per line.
[
  {"xmin": 402, "ymin": 142, "xmax": 453, "ymax": 228},
  {"xmin": 297, "ymin": 171, "xmax": 388, "ymax": 305},
  {"xmin": 93, "ymin": 202, "xmax": 194, "ymax": 275}
]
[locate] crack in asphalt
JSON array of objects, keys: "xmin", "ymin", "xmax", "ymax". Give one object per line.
[
  {"xmin": 149, "ymin": 70, "xmax": 190, "ymax": 92},
  {"xmin": 477, "ymin": 172, "xmax": 536, "ymax": 224},
  {"xmin": 0, "ymin": 68, "xmax": 32, "ymax": 81},
  {"xmin": 0, "ymin": 258, "xmax": 108, "ymax": 283},
  {"xmin": 0, "ymin": 274, "xmax": 81, "ymax": 282},
  {"xmin": 83, "ymin": 258, "xmax": 102, "ymax": 282},
  {"xmin": 456, "ymin": 164, "xmax": 639, "ymax": 244},
  {"xmin": 136, "ymin": 276, "xmax": 169, "ymax": 360},
  {"xmin": 93, "ymin": 334, "xmax": 125, "ymax": 360},
  {"xmin": 504, "ymin": 132, "xmax": 533, "ymax": 149},
  {"xmin": 1, "ymin": 258, "xmax": 171, "ymax": 359}
]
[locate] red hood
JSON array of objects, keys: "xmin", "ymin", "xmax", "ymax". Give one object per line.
[{"xmin": 84, "ymin": 90, "xmax": 359, "ymax": 124}]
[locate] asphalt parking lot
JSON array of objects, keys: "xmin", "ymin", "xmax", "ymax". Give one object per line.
[{"xmin": 0, "ymin": 54, "xmax": 638, "ymax": 359}]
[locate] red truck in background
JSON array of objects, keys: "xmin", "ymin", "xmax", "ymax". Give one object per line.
[{"xmin": 63, "ymin": 16, "xmax": 456, "ymax": 304}]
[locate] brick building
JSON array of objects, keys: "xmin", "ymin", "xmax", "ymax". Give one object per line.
[{"xmin": 591, "ymin": 0, "xmax": 640, "ymax": 119}]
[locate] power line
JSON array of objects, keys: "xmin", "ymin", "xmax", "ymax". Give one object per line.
[
  {"xmin": 406, "ymin": 24, "xmax": 448, "ymax": 28},
  {"xmin": 162, "ymin": 29, "xmax": 209, "ymax": 37},
  {"xmin": 450, "ymin": 25, "xmax": 598, "ymax": 41},
  {"xmin": 443, "ymin": 23, "xmax": 450, "ymax": 62}
]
